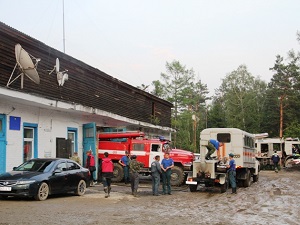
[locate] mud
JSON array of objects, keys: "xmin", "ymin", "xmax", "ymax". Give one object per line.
[{"xmin": 0, "ymin": 169, "xmax": 300, "ymax": 225}]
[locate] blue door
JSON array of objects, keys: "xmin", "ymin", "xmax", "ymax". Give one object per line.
[
  {"xmin": 0, "ymin": 114, "xmax": 7, "ymax": 173},
  {"xmin": 83, "ymin": 123, "xmax": 97, "ymax": 177}
]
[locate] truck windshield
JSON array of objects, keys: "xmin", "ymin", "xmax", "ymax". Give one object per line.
[{"xmin": 163, "ymin": 143, "xmax": 172, "ymax": 151}]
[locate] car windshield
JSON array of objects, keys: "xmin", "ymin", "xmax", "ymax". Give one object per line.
[{"xmin": 15, "ymin": 160, "xmax": 54, "ymax": 172}]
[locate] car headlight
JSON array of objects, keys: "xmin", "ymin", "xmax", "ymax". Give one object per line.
[{"xmin": 16, "ymin": 180, "xmax": 36, "ymax": 185}]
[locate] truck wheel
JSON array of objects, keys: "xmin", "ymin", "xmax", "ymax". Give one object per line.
[
  {"xmin": 220, "ymin": 182, "xmax": 227, "ymax": 193},
  {"xmin": 170, "ymin": 166, "xmax": 184, "ymax": 186},
  {"xmin": 243, "ymin": 170, "xmax": 251, "ymax": 187},
  {"xmin": 112, "ymin": 163, "xmax": 124, "ymax": 182},
  {"xmin": 285, "ymin": 158, "xmax": 293, "ymax": 168},
  {"xmin": 253, "ymin": 173, "xmax": 259, "ymax": 182},
  {"xmin": 189, "ymin": 185, "xmax": 197, "ymax": 192}
]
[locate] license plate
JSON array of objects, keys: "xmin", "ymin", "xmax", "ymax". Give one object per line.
[{"xmin": 0, "ymin": 186, "xmax": 12, "ymax": 191}]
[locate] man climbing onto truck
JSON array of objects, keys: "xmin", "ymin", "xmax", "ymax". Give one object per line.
[{"xmin": 205, "ymin": 139, "xmax": 222, "ymax": 160}]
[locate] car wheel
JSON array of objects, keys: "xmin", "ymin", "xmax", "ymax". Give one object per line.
[
  {"xmin": 75, "ymin": 180, "xmax": 86, "ymax": 196},
  {"xmin": 34, "ymin": 182, "xmax": 49, "ymax": 201}
]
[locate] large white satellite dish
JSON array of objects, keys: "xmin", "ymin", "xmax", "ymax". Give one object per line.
[
  {"xmin": 7, "ymin": 44, "xmax": 41, "ymax": 89},
  {"xmin": 48, "ymin": 58, "xmax": 68, "ymax": 86}
]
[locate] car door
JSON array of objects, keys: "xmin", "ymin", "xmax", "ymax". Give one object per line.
[
  {"xmin": 48, "ymin": 161, "xmax": 68, "ymax": 194},
  {"xmin": 66, "ymin": 161, "xmax": 82, "ymax": 189}
]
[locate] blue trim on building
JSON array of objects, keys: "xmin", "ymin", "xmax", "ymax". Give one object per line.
[
  {"xmin": 67, "ymin": 127, "xmax": 78, "ymax": 152},
  {"xmin": 0, "ymin": 114, "xmax": 7, "ymax": 173},
  {"xmin": 23, "ymin": 122, "xmax": 38, "ymax": 158}
]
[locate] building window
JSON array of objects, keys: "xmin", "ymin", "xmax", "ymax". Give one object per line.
[
  {"xmin": 85, "ymin": 127, "xmax": 94, "ymax": 138},
  {"xmin": 68, "ymin": 131, "xmax": 75, "ymax": 152},
  {"xmin": 68, "ymin": 127, "xmax": 78, "ymax": 154},
  {"xmin": 24, "ymin": 127, "xmax": 34, "ymax": 162}
]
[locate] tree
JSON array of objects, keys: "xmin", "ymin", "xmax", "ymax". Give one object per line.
[
  {"xmin": 160, "ymin": 60, "xmax": 195, "ymax": 146},
  {"xmin": 212, "ymin": 65, "xmax": 267, "ymax": 133},
  {"xmin": 150, "ymin": 80, "xmax": 164, "ymax": 98},
  {"xmin": 265, "ymin": 51, "xmax": 300, "ymax": 137}
]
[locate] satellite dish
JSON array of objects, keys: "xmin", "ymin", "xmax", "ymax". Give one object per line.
[
  {"xmin": 7, "ymin": 44, "xmax": 41, "ymax": 89},
  {"xmin": 49, "ymin": 58, "xmax": 69, "ymax": 86}
]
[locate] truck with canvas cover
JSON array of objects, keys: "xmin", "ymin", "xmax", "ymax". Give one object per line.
[
  {"xmin": 186, "ymin": 128, "xmax": 260, "ymax": 193},
  {"xmin": 98, "ymin": 131, "xmax": 194, "ymax": 186}
]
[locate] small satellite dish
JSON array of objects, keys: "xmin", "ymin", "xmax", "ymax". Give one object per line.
[
  {"xmin": 7, "ymin": 44, "xmax": 41, "ymax": 89},
  {"xmin": 48, "ymin": 58, "xmax": 68, "ymax": 86}
]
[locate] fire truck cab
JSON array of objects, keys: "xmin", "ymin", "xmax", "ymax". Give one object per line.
[{"xmin": 98, "ymin": 131, "xmax": 194, "ymax": 186}]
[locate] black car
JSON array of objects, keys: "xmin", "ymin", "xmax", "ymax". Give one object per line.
[{"xmin": 0, "ymin": 158, "xmax": 90, "ymax": 201}]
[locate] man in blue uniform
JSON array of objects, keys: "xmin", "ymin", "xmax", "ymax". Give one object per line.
[
  {"xmin": 119, "ymin": 151, "xmax": 131, "ymax": 184},
  {"xmin": 227, "ymin": 153, "xmax": 237, "ymax": 194},
  {"xmin": 205, "ymin": 139, "xmax": 221, "ymax": 160},
  {"xmin": 161, "ymin": 153, "xmax": 174, "ymax": 195}
]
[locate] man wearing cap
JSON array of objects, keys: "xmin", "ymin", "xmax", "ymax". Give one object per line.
[
  {"xmin": 271, "ymin": 150, "xmax": 280, "ymax": 173},
  {"xmin": 227, "ymin": 153, "xmax": 237, "ymax": 194},
  {"xmin": 119, "ymin": 151, "xmax": 131, "ymax": 184},
  {"xmin": 129, "ymin": 155, "xmax": 144, "ymax": 197},
  {"xmin": 151, "ymin": 155, "xmax": 162, "ymax": 196}
]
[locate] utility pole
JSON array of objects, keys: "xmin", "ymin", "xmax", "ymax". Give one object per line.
[
  {"xmin": 279, "ymin": 94, "xmax": 286, "ymax": 139},
  {"xmin": 192, "ymin": 115, "xmax": 198, "ymax": 153}
]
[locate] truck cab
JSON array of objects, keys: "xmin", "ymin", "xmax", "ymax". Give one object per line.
[{"xmin": 98, "ymin": 131, "xmax": 194, "ymax": 186}]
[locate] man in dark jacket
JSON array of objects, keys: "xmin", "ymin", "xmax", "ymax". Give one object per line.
[
  {"xmin": 151, "ymin": 155, "xmax": 162, "ymax": 196},
  {"xmin": 101, "ymin": 152, "xmax": 114, "ymax": 198},
  {"xmin": 271, "ymin": 150, "xmax": 280, "ymax": 173}
]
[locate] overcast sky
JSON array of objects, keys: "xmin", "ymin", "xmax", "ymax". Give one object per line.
[{"xmin": 1, "ymin": 0, "xmax": 299, "ymax": 96}]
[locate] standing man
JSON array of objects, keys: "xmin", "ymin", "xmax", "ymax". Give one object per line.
[
  {"xmin": 151, "ymin": 155, "xmax": 162, "ymax": 196},
  {"xmin": 227, "ymin": 153, "xmax": 237, "ymax": 194},
  {"xmin": 205, "ymin": 139, "xmax": 222, "ymax": 160},
  {"xmin": 101, "ymin": 152, "xmax": 114, "ymax": 198},
  {"xmin": 70, "ymin": 152, "xmax": 81, "ymax": 165},
  {"xmin": 161, "ymin": 152, "xmax": 174, "ymax": 195},
  {"xmin": 129, "ymin": 155, "xmax": 144, "ymax": 197},
  {"xmin": 271, "ymin": 150, "xmax": 280, "ymax": 173},
  {"xmin": 119, "ymin": 151, "xmax": 130, "ymax": 184},
  {"xmin": 86, "ymin": 150, "xmax": 97, "ymax": 186}
]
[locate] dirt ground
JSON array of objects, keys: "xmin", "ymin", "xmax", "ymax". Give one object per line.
[{"xmin": 0, "ymin": 169, "xmax": 300, "ymax": 225}]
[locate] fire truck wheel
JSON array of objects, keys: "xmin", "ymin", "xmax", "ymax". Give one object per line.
[
  {"xmin": 170, "ymin": 166, "xmax": 184, "ymax": 186},
  {"xmin": 243, "ymin": 170, "xmax": 251, "ymax": 187},
  {"xmin": 112, "ymin": 163, "xmax": 124, "ymax": 182}
]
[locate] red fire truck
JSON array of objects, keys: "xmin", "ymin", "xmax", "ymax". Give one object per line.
[{"xmin": 98, "ymin": 131, "xmax": 194, "ymax": 186}]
